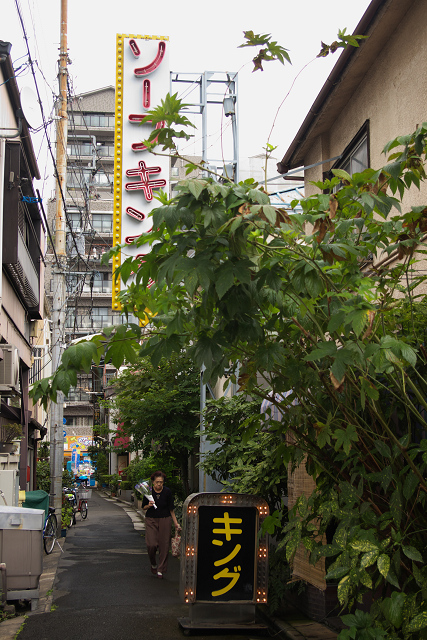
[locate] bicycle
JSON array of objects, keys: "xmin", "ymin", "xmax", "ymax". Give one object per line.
[
  {"xmin": 43, "ymin": 507, "xmax": 57, "ymax": 554},
  {"xmin": 75, "ymin": 486, "xmax": 89, "ymax": 520},
  {"xmin": 63, "ymin": 486, "xmax": 77, "ymax": 525},
  {"xmin": 64, "ymin": 484, "xmax": 90, "ymax": 521}
]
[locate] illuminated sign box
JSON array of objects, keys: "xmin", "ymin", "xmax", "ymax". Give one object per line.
[
  {"xmin": 179, "ymin": 492, "xmax": 269, "ymax": 632},
  {"xmin": 113, "ymin": 34, "xmax": 170, "ymax": 310}
]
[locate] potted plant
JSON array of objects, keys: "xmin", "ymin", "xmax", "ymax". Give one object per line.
[
  {"xmin": 119, "ymin": 480, "xmax": 133, "ymax": 502},
  {"xmin": 0, "ymin": 423, "xmax": 23, "ymax": 453},
  {"xmin": 61, "ymin": 502, "xmax": 74, "ymax": 534},
  {"xmin": 109, "ymin": 473, "xmax": 119, "ymax": 496}
]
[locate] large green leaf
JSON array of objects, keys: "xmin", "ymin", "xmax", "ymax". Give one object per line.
[
  {"xmin": 402, "ymin": 545, "xmax": 423, "ymax": 562},
  {"xmin": 215, "ymin": 262, "xmax": 235, "ymax": 299},
  {"xmin": 360, "ymin": 550, "xmax": 380, "ymax": 568},
  {"xmin": 407, "ymin": 611, "xmax": 427, "ymax": 633},
  {"xmin": 377, "ymin": 554, "xmax": 390, "ymax": 578}
]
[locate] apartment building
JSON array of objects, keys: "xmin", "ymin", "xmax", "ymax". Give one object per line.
[
  {"xmin": 46, "ymin": 86, "xmax": 131, "ymax": 466},
  {"xmin": 0, "ymin": 41, "xmax": 48, "ymax": 495}
]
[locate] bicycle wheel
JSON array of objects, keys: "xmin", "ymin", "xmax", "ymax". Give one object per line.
[
  {"xmin": 43, "ymin": 514, "xmax": 57, "ymax": 554},
  {"xmin": 80, "ymin": 500, "xmax": 88, "ymax": 519}
]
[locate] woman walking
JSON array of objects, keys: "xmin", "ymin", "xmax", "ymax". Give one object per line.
[{"xmin": 142, "ymin": 470, "xmax": 181, "ymax": 579}]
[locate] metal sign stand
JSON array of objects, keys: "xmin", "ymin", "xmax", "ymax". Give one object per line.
[{"xmin": 178, "ymin": 492, "xmax": 269, "ymax": 634}]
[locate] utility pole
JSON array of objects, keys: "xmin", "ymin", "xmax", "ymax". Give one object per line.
[{"xmin": 50, "ymin": 0, "xmax": 68, "ymax": 526}]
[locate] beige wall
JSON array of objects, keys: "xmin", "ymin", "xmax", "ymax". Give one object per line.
[
  {"xmin": 71, "ymin": 88, "xmax": 115, "ymax": 113},
  {"xmin": 1, "ymin": 275, "xmax": 31, "ymax": 367},
  {"xmin": 304, "ymin": 0, "xmax": 427, "ymax": 201}
]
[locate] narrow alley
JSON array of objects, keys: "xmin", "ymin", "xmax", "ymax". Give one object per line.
[{"xmin": 12, "ymin": 492, "xmax": 276, "ymax": 640}]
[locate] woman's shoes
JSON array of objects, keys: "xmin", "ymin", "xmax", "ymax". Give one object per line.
[
  {"xmin": 157, "ymin": 572, "xmax": 163, "ymax": 579},
  {"xmin": 151, "ymin": 566, "xmax": 157, "ymax": 575}
]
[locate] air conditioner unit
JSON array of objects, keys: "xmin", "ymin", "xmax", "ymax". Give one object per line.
[{"xmin": 0, "ymin": 345, "xmax": 20, "ymax": 389}]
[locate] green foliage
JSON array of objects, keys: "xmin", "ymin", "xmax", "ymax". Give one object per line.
[
  {"xmin": 114, "ymin": 122, "xmax": 427, "ymax": 638},
  {"xmin": 38, "ymin": 441, "xmax": 50, "ymax": 460},
  {"xmin": 61, "ymin": 497, "xmax": 74, "ymax": 528},
  {"xmin": 200, "ymin": 394, "xmax": 287, "ymax": 511},
  {"xmin": 267, "ymin": 544, "xmax": 304, "ymax": 616},
  {"xmin": 239, "ymin": 30, "xmax": 291, "ymax": 71},
  {"xmin": 142, "ymin": 92, "xmax": 196, "ymax": 152},
  {"xmin": 124, "ymin": 454, "xmax": 183, "ymax": 500},
  {"xmin": 0, "ymin": 422, "xmax": 23, "ymax": 443},
  {"xmin": 104, "ymin": 473, "xmax": 120, "ymax": 492},
  {"xmin": 109, "ymin": 353, "xmax": 200, "ymax": 496},
  {"xmin": 62, "ymin": 469, "xmax": 74, "ymax": 488},
  {"xmin": 87, "ymin": 446, "xmax": 108, "ymax": 482},
  {"xmin": 36, "ymin": 460, "xmax": 50, "ymax": 492},
  {"xmin": 27, "ymin": 34, "xmax": 427, "ymax": 637},
  {"xmin": 317, "ymin": 29, "xmax": 368, "ymax": 58}
]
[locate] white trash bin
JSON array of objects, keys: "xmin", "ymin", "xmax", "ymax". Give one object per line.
[{"xmin": 0, "ymin": 505, "xmax": 44, "ymax": 607}]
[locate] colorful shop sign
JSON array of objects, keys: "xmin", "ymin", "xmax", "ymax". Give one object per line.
[
  {"xmin": 112, "ymin": 33, "xmax": 170, "ymax": 310},
  {"xmin": 180, "ymin": 493, "xmax": 269, "ymax": 607},
  {"xmin": 64, "ymin": 436, "xmax": 95, "ymax": 453}
]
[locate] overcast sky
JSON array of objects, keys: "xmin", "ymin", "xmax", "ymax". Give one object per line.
[{"xmin": 3, "ymin": 0, "xmax": 371, "ymax": 195}]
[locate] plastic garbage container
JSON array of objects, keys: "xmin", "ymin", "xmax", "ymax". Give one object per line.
[
  {"xmin": 0, "ymin": 506, "xmax": 44, "ymax": 593},
  {"xmin": 22, "ymin": 490, "xmax": 49, "ymax": 520}
]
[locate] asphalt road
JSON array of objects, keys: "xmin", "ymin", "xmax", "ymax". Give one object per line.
[{"xmin": 18, "ymin": 491, "xmax": 270, "ymax": 640}]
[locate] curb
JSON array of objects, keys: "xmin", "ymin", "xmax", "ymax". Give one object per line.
[{"xmin": 271, "ymin": 618, "xmax": 338, "ymax": 639}]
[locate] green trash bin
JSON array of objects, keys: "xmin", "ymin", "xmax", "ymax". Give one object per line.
[{"xmin": 22, "ymin": 490, "xmax": 49, "ymax": 521}]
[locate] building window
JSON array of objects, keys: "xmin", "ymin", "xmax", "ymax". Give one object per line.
[
  {"xmin": 67, "ymin": 386, "xmax": 90, "ymax": 402},
  {"xmin": 92, "ymin": 213, "xmax": 113, "ymax": 233},
  {"xmin": 97, "ymin": 143, "xmax": 115, "ymax": 157},
  {"xmin": 331, "ymin": 121, "xmax": 369, "ymax": 180},
  {"xmin": 83, "ymin": 272, "xmax": 112, "ymax": 294},
  {"xmin": 68, "ymin": 210, "xmax": 82, "ymax": 231},
  {"xmin": 67, "ymin": 142, "xmax": 94, "ymax": 157},
  {"xmin": 339, "ymin": 136, "xmax": 368, "ymax": 175},
  {"xmin": 69, "ymin": 113, "xmax": 115, "ymax": 128},
  {"xmin": 67, "ymin": 167, "xmax": 111, "ymax": 189},
  {"xmin": 171, "ymin": 166, "xmax": 179, "ymax": 178},
  {"xmin": 30, "ymin": 347, "xmax": 47, "ymax": 384}
]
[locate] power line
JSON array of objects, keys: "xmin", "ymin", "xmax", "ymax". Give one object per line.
[{"xmin": 13, "ymin": 0, "xmax": 91, "ymax": 270}]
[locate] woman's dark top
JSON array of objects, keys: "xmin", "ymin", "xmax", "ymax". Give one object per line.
[{"xmin": 142, "ymin": 486, "xmax": 174, "ymax": 518}]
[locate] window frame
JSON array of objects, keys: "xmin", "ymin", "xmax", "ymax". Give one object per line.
[{"xmin": 329, "ymin": 120, "xmax": 370, "ymax": 181}]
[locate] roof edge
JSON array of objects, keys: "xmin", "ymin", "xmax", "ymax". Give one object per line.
[
  {"xmin": 0, "ymin": 47, "xmax": 40, "ymax": 180},
  {"xmin": 277, "ymin": 0, "xmax": 387, "ymax": 175}
]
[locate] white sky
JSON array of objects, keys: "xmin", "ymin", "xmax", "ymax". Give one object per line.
[{"xmin": 3, "ymin": 0, "xmax": 372, "ymax": 195}]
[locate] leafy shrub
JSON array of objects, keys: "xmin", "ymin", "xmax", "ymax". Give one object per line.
[{"xmin": 36, "ymin": 460, "xmax": 51, "ymax": 492}]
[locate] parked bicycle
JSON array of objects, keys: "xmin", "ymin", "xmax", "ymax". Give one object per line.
[
  {"xmin": 75, "ymin": 486, "xmax": 89, "ymax": 520},
  {"xmin": 63, "ymin": 484, "xmax": 90, "ymax": 523},
  {"xmin": 43, "ymin": 507, "xmax": 57, "ymax": 554},
  {"xmin": 63, "ymin": 486, "xmax": 77, "ymax": 525}
]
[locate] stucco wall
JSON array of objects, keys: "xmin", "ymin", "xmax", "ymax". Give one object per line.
[
  {"xmin": 1, "ymin": 275, "xmax": 31, "ymax": 367},
  {"xmin": 304, "ymin": 0, "xmax": 427, "ymax": 203}
]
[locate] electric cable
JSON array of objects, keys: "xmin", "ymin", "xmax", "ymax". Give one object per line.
[{"xmin": 13, "ymin": 0, "xmax": 92, "ymax": 269}]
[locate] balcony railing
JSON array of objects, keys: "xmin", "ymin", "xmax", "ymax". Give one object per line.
[{"xmin": 66, "ymin": 314, "xmax": 139, "ymax": 330}]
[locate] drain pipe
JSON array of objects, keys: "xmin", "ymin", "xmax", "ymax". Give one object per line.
[{"xmin": 0, "ymin": 563, "xmax": 7, "ymax": 607}]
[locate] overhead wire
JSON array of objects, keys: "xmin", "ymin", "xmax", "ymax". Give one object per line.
[
  {"xmin": 13, "ymin": 0, "xmax": 103, "ymax": 362},
  {"xmin": 13, "ymin": 0, "xmax": 92, "ymax": 271}
]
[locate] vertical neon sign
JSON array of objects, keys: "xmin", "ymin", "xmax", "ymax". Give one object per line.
[{"xmin": 113, "ymin": 34, "xmax": 170, "ymax": 311}]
